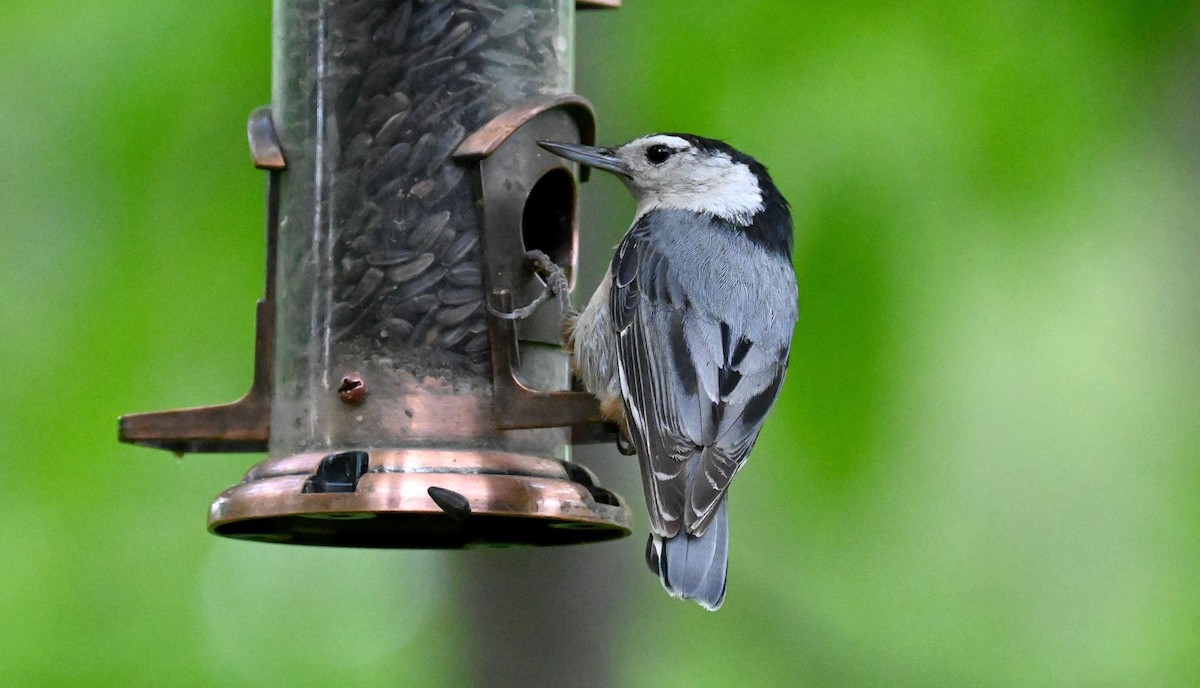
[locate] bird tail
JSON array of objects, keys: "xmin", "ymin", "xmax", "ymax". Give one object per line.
[{"xmin": 645, "ymin": 498, "xmax": 729, "ymax": 611}]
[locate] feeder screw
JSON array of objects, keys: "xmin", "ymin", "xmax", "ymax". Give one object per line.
[{"xmin": 338, "ymin": 373, "xmax": 366, "ymax": 405}]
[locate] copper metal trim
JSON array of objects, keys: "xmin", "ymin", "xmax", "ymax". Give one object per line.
[
  {"xmin": 248, "ymin": 106, "xmax": 286, "ymax": 170},
  {"xmin": 117, "ymin": 107, "xmax": 281, "ymax": 453},
  {"xmin": 455, "ymin": 93, "xmax": 596, "ymax": 181},
  {"xmin": 456, "ymin": 97, "xmax": 618, "ymax": 441},
  {"xmin": 209, "ymin": 449, "xmax": 631, "ymax": 548}
]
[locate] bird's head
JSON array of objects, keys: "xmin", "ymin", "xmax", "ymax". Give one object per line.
[{"xmin": 539, "ymin": 133, "xmax": 783, "ymax": 227}]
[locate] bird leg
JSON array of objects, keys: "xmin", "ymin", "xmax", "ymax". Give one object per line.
[
  {"xmin": 487, "ymin": 250, "xmax": 575, "ymax": 320},
  {"xmin": 527, "ymin": 249, "xmax": 574, "ymax": 316}
]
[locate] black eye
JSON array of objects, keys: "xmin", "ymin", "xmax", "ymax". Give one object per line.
[{"xmin": 645, "ymin": 144, "xmax": 673, "ymax": 164}]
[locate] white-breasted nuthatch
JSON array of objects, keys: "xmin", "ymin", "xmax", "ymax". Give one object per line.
[{"xmin": 539, "ymin": 134, "xmax": 798, "ymax": 610}]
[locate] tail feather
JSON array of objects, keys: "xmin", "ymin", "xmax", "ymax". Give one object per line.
[{"xmin": 645, "ymin": 498, "xmax": 729, "ymax": 611}]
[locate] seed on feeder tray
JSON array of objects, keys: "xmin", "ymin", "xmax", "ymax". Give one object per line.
[{"xmin": 427, "ymin": 486, "xmax": 471, "ymax": 520}]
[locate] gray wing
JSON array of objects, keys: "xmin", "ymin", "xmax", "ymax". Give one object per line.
[{"xmin": 610, "ymin": 214, "xmax": 793, "ymax": 538}]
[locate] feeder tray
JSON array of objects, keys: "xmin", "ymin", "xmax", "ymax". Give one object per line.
[{"xmin": 210, "ymin": 449, "xmax": 626, "ymax": 548}]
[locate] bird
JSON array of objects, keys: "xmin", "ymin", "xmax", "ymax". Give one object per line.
[{"xmin": 538, "ymin": 134, "xmax": 798, "ymax": 610}]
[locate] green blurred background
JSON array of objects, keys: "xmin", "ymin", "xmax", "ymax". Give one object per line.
[{"xmin": 3, "ymin": 1, "xmax": 1199, "ymax": 686}]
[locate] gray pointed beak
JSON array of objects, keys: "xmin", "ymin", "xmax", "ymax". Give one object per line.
[{"xmin": 538, "ymin": 141, "xmax": 629, "ymax": 177}]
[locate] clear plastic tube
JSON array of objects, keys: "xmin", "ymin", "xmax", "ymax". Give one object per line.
[{"xmin": 269, "ymin": 0, "xmax": 574, "ymax": 458}]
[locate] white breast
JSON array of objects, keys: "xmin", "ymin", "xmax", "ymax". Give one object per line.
[{"xmin": 570, "ymin": 273, "xmax": 621, "ymax": 408}]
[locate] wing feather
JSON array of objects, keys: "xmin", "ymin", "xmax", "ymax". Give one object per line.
[{"xmin": 609, "ymin": 212, "xmax": 795, "ymax": 539}]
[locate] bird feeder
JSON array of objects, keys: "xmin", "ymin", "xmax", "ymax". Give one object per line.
[{"xmin": 119, "ymin": 0, "xmax": 630, "ymax": 548}]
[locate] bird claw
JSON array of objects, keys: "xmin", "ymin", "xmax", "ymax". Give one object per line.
[
  {"xmin": 615, "ymin": 428, "xmax": 637, "ymax": 456},
  {"xmin": 486, "ymin": 250, "xmax": 575, "ymax": 321},
  {"xmin": 486, "ymin": 290, "xmax": 550, "ymax": 320}
]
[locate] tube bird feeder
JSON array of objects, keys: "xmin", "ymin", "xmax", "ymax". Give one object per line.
[{"xmin": 119, "ymin": 0, "xmax": 630, "ymax": 548}]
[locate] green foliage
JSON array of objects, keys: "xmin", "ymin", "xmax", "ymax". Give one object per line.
[{"xmin": 2, "ymin": 1, "xmax": 1198, "ymax": 685}]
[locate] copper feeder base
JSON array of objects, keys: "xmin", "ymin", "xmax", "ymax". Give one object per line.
[{"xmin": 208, "ymin": 449, "xmax": 631, "ymax": 548}]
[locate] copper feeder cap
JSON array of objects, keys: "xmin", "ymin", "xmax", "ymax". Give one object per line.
[{"xmin": 208, "ymin": 449, "xmax": 630, "ymax": 547}]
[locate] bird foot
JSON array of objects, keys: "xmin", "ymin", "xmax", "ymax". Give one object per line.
[{"xmin": 487, "ymin": 250, "xmax": 575, "ymax": 321}]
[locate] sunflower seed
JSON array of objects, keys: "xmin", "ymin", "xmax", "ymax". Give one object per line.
[
  {"xmin": 438, "ymin": 287, "xmax": 480, "ymax": 306},
  {"xmin": 386, "ymin": 253, "xmax": 436, "ymax": 283},
  {"xmin": 380, "ymin": 317, "xmax": 413, "ymax": 339},
  {"xmin": 348, "ymin": 268, "xmax": 384, "ymax": 308},
  {"xmin": 410, "ymin": 211, "xmax": 451, "ymax": 252},
  {"xmin": 436, "ymin": 301, "xmax": 480, "ymax": 327},
  {"xmin": 366, "ymin": 249, "xmax": 418, "ymax": 268},
  {"xmin": 275, "ymin": 0, "xmax": 571, "ymax": 357}
]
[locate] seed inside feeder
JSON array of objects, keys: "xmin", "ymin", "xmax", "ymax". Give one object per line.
[{"xmin": 270, "ymin": 0, "xmax": 574, "ymax": 457}]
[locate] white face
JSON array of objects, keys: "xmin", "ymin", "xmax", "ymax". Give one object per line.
[{"xmin": 614, "ymin": 135, "xmax": 765, "ymax": 225}]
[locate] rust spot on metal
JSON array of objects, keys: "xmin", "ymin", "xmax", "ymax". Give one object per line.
[{"xmin": 338, "ymin": 373, "xmax": 367, "ymax": 404}]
